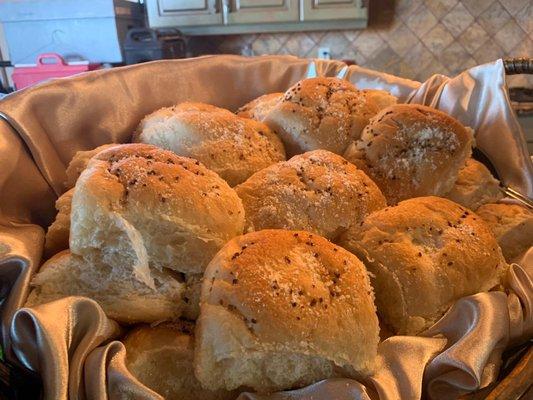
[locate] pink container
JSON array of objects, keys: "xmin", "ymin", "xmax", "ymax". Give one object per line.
[{"xmin": 12, "ymin": 53, "xmax": 100, "ymax": 90}]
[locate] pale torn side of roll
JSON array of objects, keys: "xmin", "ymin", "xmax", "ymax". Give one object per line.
[
  {"xmin": 69, "ymin": 143, "xmax": 244, "ymax": 290},
  {"xmin": 476, "ymin": 202, "xmax": 533, "ymax": 262},
  {"xmin": 44, "ymin": 188, "xmax": 74, "ymax": 258},
  {"xmin": 50, "ymin": 143, "xmax": 119, "ymax": 255},
  {"xmin": 444, "ymin": 158, "xmax": 503, "ymax": 210},
  {"xmin": 26, "ymin": 250, "xmax": 184, "ymax": 324},
  {"xmin": 344, "ymin": 104, "xmax": 474, "ymax": 205},
  {"xmin": 195, "ymin": 229, "xmax": 379, "ymax": 393},
  {"xmin": 236, "ymin": 93, "xmax": 283, "ymax": 121},
  {"xmin": 124, "ymin": 321, "xmax": 237, "ymax": 400},
  {"xmin": 339, "ymin": 196, "xmax": 507, "ymax": 335}
]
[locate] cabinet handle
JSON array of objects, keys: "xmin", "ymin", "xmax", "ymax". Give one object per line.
[{"xmin": 221, "ymin": 0, "xmax": 230, "ymax": 24}]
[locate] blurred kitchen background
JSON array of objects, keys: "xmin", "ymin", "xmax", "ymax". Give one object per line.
[{"xmin": 0, "ymin": 0, "xmax": 531, "ymax": 150}]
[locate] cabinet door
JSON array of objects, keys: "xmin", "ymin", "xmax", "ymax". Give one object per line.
[
  {"xmin": 302, "ymin": 0, "xmax": 366, "ymax": 21},
  {"xmin": 147, "ymin": 0, "xmax": 222, "ymax": 27},
  {"xmin": 227, "ymin": 0, "xmax": 300, "ymax": 24}
]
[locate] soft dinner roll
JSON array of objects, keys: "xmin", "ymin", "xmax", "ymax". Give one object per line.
[
  {"xmin": 235, "ymin": 150, "xmax": 386, "ymax": 240},
  {"xmin": 195, "ymin": 229, "xmax": 379, "ymax": 393},
  {"xmin": 173, "ymin": 102, "xmax": 230, "ymax": 113},
  {"xmin": 44, "ymin": 188, "xmax": 74, "ymax": 258},
  {"xmin": 70, "ymin": 144, "xmax": 244, "ymax": 286},
  {"xmin": 339, "ymin": 196, "xmax": 507, "ymax": 335},
  {"xmin": 445, "ymin": 158, "xmax": 503, "ymax": 210},
  {"xmin": 236, "ymin": 93, "xmax": 283, "ymax": 121},
  {"xmin": 26, "ymin": 250, "xmax": 184, "ymax": 324},
  {"xmin": 134, "ymin": 102, "xmax": 286, "ymax": 186},
  {"xmin": 344, "ymin": 104, "xmax": 474, "ymax": 205},
  {"xmin": 65, "ymin": 143, "xmax": 118, "ymax": 188},
  {"xmin": 476, "ymin": 203, "xmax": 533, "ymax": 262},
  {"xmin": 362, "ymin": 89, "xmax": 398, "ymax": 110},
  {"xmin": 263, "ymin": 77, "xmax": 392, "ymax": 156},
  {"xmin": 124, "ymin": 322, "xmax": 236, "ymax": 400}
]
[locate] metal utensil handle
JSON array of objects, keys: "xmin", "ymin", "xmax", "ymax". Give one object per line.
[
  {"xmin": 501, "ymin": 186, "xmax": 533, "ymax": 209},
  {"xmin": 503, "ymin": 58, "xmax": 533, "ymax": 75}
]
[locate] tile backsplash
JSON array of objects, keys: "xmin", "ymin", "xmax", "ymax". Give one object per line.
[{"xmin": 188, "ymin": 0, "xmax": 532, "ymax": 86}]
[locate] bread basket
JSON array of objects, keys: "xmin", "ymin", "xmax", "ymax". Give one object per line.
[{"xmin": 0, "ymin": 55, "xmax": 531, "ymax": 400}]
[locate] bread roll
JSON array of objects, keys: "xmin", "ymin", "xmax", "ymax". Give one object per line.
[
  {"xmin": 344, "ymin": 104, "xmax": 474, "ymax": 205},
  {"xmin": 65, "ymin": 144, "xmax": 119, "ymax": 188},
  {"xmin": 445, "ymin": 158, "xmax": 503, "ymax": 210},
  {"xmin": 235, "ymin": 150, "xmax": 386, "ymax": 240},
  {"xmin": 263, "ymin": 77, "xmax": 390, "ymax": 156},
  {"xmin": 362, "ymin": 89, "xmax": 398, "ymax": 110},
  {"xmin": 70, "ymin": 144, "xmax": 244, "ymax": 285},
  {"xmin": 339, "ymin": 196, "xmax": 507, "ymax": 335},
  {"xmin": 26, "ymin": 251, "xmax": 184, "ymax": 324},
  {"xmin": 236, "ymin": 93, "xmax": 283, "ymax": 121},
  {"xmin": 195, "ymin": 229, "xmax": 379, "ymax": 392},
  {"xmin": 44, "ymin": 188, "xmax": 74, "ymax": 258},
  {"xmin": 124, "ymin": 322, "xmax": 236, "ymax": 400},
  {"xmin": 476, "ymin": 203, "xmax": 533, "ymax": 262},
  {"xmin": 134, "ymin": 102, "xmax": 286, "ymax": 186},
  {"xmin": 173, "ymin": 102, "xmax": 231, "ymax": 113}
]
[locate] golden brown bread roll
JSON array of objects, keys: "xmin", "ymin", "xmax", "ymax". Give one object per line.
[
  {"xmin": 476, "ymin": 203, "xmax": 533, "ymax": 262},
  {"xmin": 124, "ymin": 321, "xmax": 236, "ymax": 400},
  {"xmin": 264, "ymin": 77, "xmax": 390, "ymax": 156},
  {"xmin": 361, "ymin": 89, "xmax": 398, "ymax": 110},
  {"xmin": 69, "ymin": 144, "xmax": 244, "ymax": 286},
  {"xmin": 235, "ymin": 150, "xmax": 386, "ymax": 240},
  {"xmin": 26, "ymin": 250, "xmax": 184, "ymax": 324},
  {"xmin": 133, "ymin": 102, "xmax": 286, "ymax": 186},
  {"xmin": 444, "ymin": 158, "xmax": 503, "ymax": 210},
  {"xmin": 339, "ymin": 196, "xmax": 507, "ymax": 335},
  {"xmin": 44, "ymin": 188, "xmax": 74, "ymax": 258},
  {"xmin": 236, "ymin": 93, "xmax": 283, "ymax": 121},
  {"xmin": 195, "ymin": 229, "xmax": 379, "ymax": 392},
  {"xmin": 65, "ymin": 144, "xmax": 119, "ymax": 188},
  {"xmin": 344, "ymin": 104, "xmax": 474, "ymax": 205}
]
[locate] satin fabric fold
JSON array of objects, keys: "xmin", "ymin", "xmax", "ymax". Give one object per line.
[
  {"xmin": 84, "ymin": 341, "xmax": 162, "ymax": 400},
  {"xmin": 77, "ymin": 265, "xmax": 532, "ymax": 400},
  {"xmin": 0, "ymin": 223, "xmax": 44, "ymax": 362},
  {"xmin": 0, "ymin": 56, "xmax": 531, "ymax": 400},
  {"xmin": 10, "ymin": 298, "xmax": 121, "ymax": 399}
]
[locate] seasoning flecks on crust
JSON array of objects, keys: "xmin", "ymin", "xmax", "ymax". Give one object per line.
[
  {"xmin": 344, "ymin": 104, "xmax": 473, "ymax": 204},
  {"xmin": 195, "ymin": 229, "xmax": 379, "ymax": 392},
  {"xmin": 235, "ymin": 150, "xmax": 386, "ymax": 240},
  {"xmin": 339, "ymin": 196, "xmax": 507, "ymax": 335},
  {"xmin": 70, "ymin": 143, "xmax": 245, "ymax": 278},
  {"xmin": 264, "ymin": 77, "xmax": 392, "ymax": 157},
  {"xmin": 134, "ymin": 102, "xmax": 286, "ymax": 186}
]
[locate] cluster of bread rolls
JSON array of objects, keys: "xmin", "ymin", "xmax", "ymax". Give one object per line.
[{"xmin": 27, "ymin": 76, "xmax": 530, "ymax": 398}]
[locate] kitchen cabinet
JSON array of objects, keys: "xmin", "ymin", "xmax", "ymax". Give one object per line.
[
  {"xmin": 302, "ymin": 0, "xmax": 366, "ymax": 21},
  {"xmin": 146, "ymin": 0, "xmax": 367, "ymax": 34},
  {"xmin": 227, "ymin": 1, "xmax": 299, "ymax": 24},
  {"xmin": 154, "ymin": 0, "xmax": 222, "ymax": 27}
]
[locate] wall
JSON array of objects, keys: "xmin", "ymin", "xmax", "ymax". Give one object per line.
[{"xmin": 188, "ymin": 0, "xmax": 532, "ymax": 86}]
